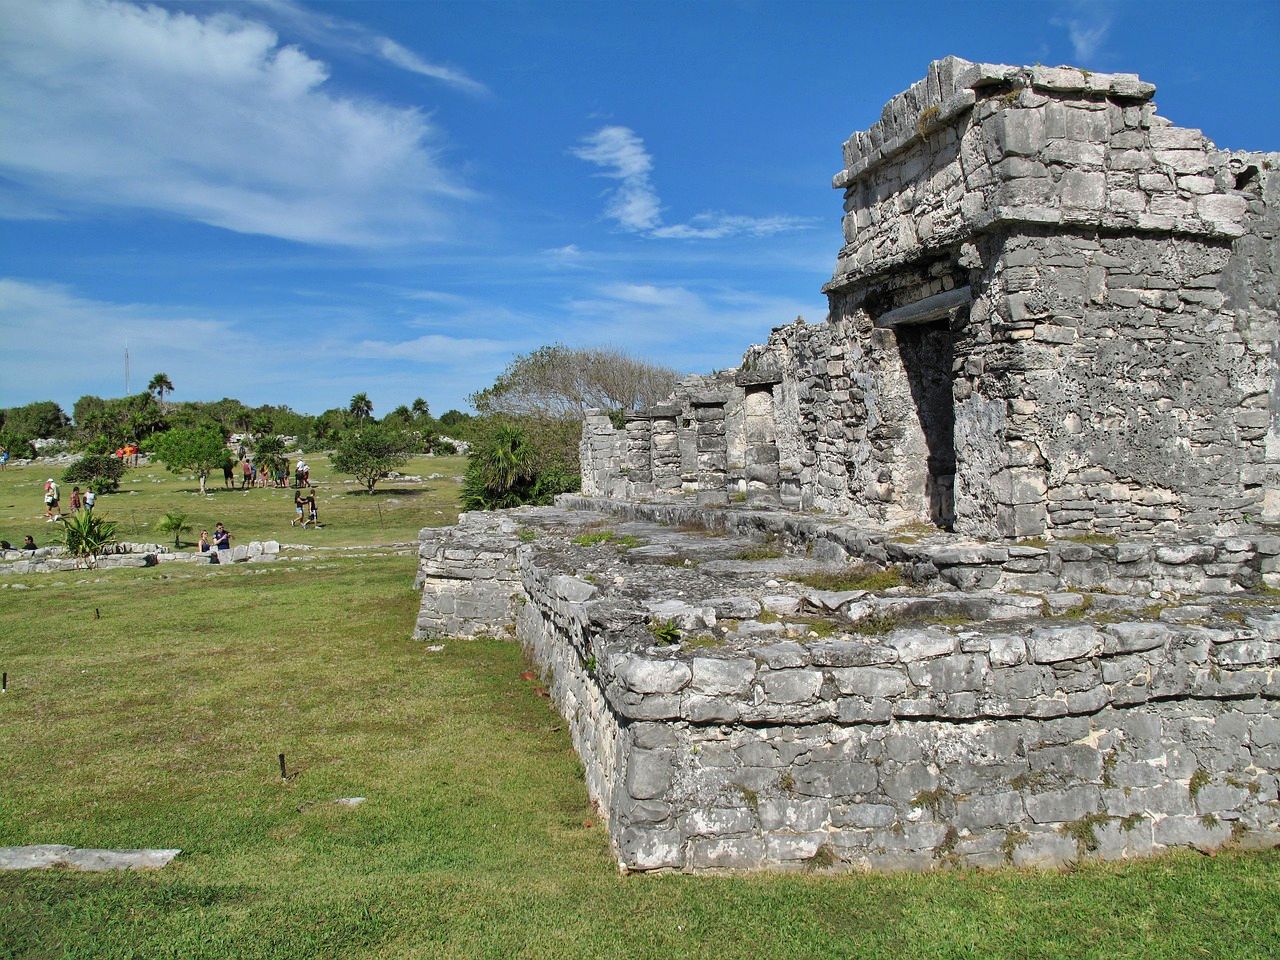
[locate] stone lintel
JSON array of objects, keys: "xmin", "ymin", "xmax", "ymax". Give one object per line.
[
  {"xmin": 874, "ymin": 286, "xmax": 972, "ymax": 329},
  {"xmin": 690, "ymin": 393, "xmax": 729, "ymax": 408},
  {"xmin": 735, "ymin": 368, "xmax": 784, "ymax": 388},
  {"xmin": 649, "ymin": 404, "xmax": 681, "ymax": 420}
]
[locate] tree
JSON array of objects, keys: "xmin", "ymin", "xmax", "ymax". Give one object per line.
[
  {"xmin": 411, "ymin": 397, "xmax": 430, "ymax": 419},
  {"xmin": 469, "ymin": 345, "xmax": 680, "ymax": 419},
  {"xmin": 330, "ymin": 423, "xmax": 416, "ymax": 493},
  {"xmin": 157, "ymin": 510, "xmax": 192, "ymax": 548},
  {"xmin": 147, "ymin": 373, "xmax": 174, "ymax": 406},
  {"xmin": 385, "ymin": 404, "xmax": 413, "ymax": 426},
  {"xmin": 0, "ymin": 401, "xmax": 71, "ymax": 441},
  {"xmin": 251, "ymin": 433, "xmax": 288, "ymax": 479},
  {"xmin": 150, "ymin": 427, "xmax": 230, "ymax": 495},
  {"xmin": 62, "ymin": 454, "xmax": 127, "ymax": 494},
  {"xmin": 349, "ymin": 393, "xmax": 373, "ymax": 423}
]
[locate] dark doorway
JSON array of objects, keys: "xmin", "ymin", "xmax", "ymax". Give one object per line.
[{"xmin": 895, "ymin": 321, "xmax": 956, "ymax": 529}]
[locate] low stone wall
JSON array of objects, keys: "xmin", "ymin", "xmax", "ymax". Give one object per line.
[
  {"xmin": 414, "ymin": 505, "xmax": 1280, "ymax": 872},
  {"xmin": 0, "ymin": 540, "xmax": 281, "ymax": 574},
  {"xmin": 413, "ymin": 514, "xmax": 524, "ymax": 639}
]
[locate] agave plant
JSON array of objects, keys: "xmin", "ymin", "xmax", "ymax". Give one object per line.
[
  {"xmin": 156, "ymin": 510, "xmax": 192, "ymax": 548},
  {"xmin": 62, "ymin": 510, "xmax": 119, "ymax": 569}
]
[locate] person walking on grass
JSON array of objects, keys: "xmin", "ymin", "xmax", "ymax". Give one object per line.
[
  {"xmin": 292, "ymin": 489, "xmax": 306, "ymax": 527},
  {"xmin": 241, "ymin": 458, "xmax": 253, "ymax": 490},
  {"xmin": 84, "ymin": 488, "xmax": 96, "ymax": 512},
  {"xmin": 70, "ymin": 486, "xmax": 82, "ymax": 512},
  {"xmin": 307, "ymin": 487, "xmax": 320, "ymax": 528},
  {"xmin": 43, "ymin": 478, "xmax": 59, "ymax": 521}
]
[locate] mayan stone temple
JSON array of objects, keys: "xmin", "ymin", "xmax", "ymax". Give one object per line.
[{"xmin": 416, "ymin": 58, "xmax": 1280, "ymax": 871}]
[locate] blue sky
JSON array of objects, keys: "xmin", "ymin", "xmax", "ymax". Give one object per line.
[{"xmin": 2, "ymin": 0, "xmax": 1277, "ymax": 416}]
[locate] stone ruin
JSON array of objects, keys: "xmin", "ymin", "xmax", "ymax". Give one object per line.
[{"xmin": 416, "ymin": 58, "xmax": 1280, "ymax": 871}]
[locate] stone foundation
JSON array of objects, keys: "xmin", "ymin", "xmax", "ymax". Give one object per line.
[{"xmin": 414, "ymin": 504, "xmax": 1280, "ymax": 872}]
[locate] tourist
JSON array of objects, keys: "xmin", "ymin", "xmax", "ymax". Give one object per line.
[
  {"xmin": 198, "ymin": 530, "xmax": 210, "ymax": 553},
  {"xmin": 22, "ymin": 535, "xmax": 36, "ymax": 551},
  {"xmin": 70, "ymin": 486, "xmax": 82, "ymax": 511},
  {"xmin": 294, "ymin": 459, "xmax": 304, "ymax": 488},
  {"xmin": 43, "ymin": 478, "xmax": 59, "ymax": 521},
  {"xmin": 0, "ymin": 446, "xmax": 8, "ymax": 469},
  {"xmin": 241, "ymin": 459, "xmax": 253, "ymax": 490},
  {"xmin": 213, "ymin": 522, "xmax": 231, "ymax": 550},
  {"xmin": 292, "ymin": 490, "xmax": 305, "ymax": 527},
  {"xmin": 83, "ymin": 488, "xmax": 96, "ymax": 512}
]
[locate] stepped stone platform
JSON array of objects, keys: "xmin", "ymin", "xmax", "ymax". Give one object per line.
[
  {"xmin": 415, "ymin": 501, "xmax": 1280, "ymax": 872},
  {"xmin": 415, "ymin": 54, "xmax": 1280, "ymax": 871}
]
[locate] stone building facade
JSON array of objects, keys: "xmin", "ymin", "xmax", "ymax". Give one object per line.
[{"xmin": 582, "ymin": 57, "xmax": 1280, "ymax": 541}]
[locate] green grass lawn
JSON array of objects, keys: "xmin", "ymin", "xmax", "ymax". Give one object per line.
[
  {"xmin": 0, "ymin": 454, "xmax": 467, "ymax": 550},
  {"xmin": 1, "ymin": 555, "xmax": 1277, "ymax": 959}
]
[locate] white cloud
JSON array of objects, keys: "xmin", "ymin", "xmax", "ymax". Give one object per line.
[
  {"xmin": 652, "ymin": 212, "xmax": 813, "ymax": 240},
  {"xmin": 572, "ymin": 125, "xmax": 812, "ymax": 240},
  {"xmin": 0, "ymin": 0, "xmax": 474, "ymax": 245},
  {"xmin": 571, "ymin": 126, "xmax": 662, "ymax": 231},
  {"xmin": 1052, "ymin": 2, "xmax": 1112, "ymax": 63},
  {"xmin": 0, "ymin": 277, "xmax": 254, "ymax": 402},
  {"xmin": 351, "ymin": 333, "xmax": 509, "ymax": 363},
  {"xmin": 249, "ymin": 0, "xmax": 489, "ymax": 97}
]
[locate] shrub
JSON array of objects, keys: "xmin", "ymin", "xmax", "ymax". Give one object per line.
[
  {"xmin": 62, "ymin": 454, "xmax": 127, "ymax": 494},
  {"xmin": 61, "ymin": 510, "xmax": 119, "ymax": 568}
]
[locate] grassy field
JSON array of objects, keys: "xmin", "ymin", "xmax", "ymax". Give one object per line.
[
  {"xmin": 1, "ymin": 551, "xmax": 1278, "ymax": 959},
  {"xmin": 0, "ymin": 455, "xmax": 468, "ymax": 550}
]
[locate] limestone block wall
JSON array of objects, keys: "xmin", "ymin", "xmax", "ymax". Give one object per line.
[
  {"xmin": 413, "ymin": 515, "xmax": 524, "ymax": 639},
  {"xmin": 414, "ymin": 507, "xmax": 1280, "ymax": 872},
  {"xmin": 580, "ymin": 57, "xmax": 1279, "ymax": 541}
]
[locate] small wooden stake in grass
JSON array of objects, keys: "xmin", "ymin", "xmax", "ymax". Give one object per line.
[
  {"xmin": 278, "ymin": 753, "xmax": 287, "ymax": 781},
  {"xmin": 94, "ymin": 608, "xmax": 101, "ymax": 620},
  {"xmin": 2, "ymin": 672, "xmax": 7, "ymax": 693}
]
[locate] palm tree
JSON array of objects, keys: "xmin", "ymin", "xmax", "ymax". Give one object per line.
[
  {"xmin": 411, "ymin": 397, "xmax": 430, "ymax": 419},
  {"xmin": 147, "ymin": 372, "xmax": 174, "ymax": 406},
  {"xmin": 349, "ymin": 393, "xmax": 373, "ymax": 423}
]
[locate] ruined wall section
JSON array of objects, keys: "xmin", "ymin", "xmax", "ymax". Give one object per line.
[
  {"xmin": 577, "ymin": 57, "xmax": 1277, "ymax": 539},
  {"xmin": 822, "ymin": 58, "xmax": 1274, "ymax": 538}
]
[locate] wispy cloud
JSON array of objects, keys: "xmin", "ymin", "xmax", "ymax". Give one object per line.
[
  {"xmin": 1052, "ymin": 1, "xmax": 1113, "ymax": 63},
  {"xmin": 571, "ymin": 126, "xmax": 662, "ymax": 231},
  {"xmin": 572, "ymin": 125, "xmax": 811, "ymax": 240},
  {"xmin": 0, "ymin": 0, "xmax": 474, "ymax": 246},
  {"xmin": 249, "ymin": 0, "xmax": 489, "ymax": 96}
]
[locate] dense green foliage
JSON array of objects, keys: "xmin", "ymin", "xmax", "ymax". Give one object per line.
[
  {"xmin": 1, "ymin": 556, "xmax": 1277, "ymax": 959},
  {"xmin": 330, "ymin": 422, "xmax": 418, "ymax": 493},
  {"xmin": 61, "ymin": 454, "xmax": 127, "ymax": 494},
  {"xmin": 150, "ymin": 427, "xmax": 233, "ymax": 494},
  {"xmin": 461, "ymin": 421, "xmax": 579, "ymax": 510},
  {"xmin": 0, "ymin": 400, "xmax": 71, "ymax": 443},
  {"xmin": 250, "ymin": 433, "xmax": 288, "ymax": 478}
]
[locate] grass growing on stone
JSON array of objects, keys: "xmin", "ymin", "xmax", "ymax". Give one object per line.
[
  {"xmin": 0, "ymin": 454, "xmax": 467, "ymax": 550},
  {"xmin": 794, "ymin": 563, "xmax": 903, "ymax": 593},
  {"xmin": 571, "ymin": 530, "xmax": 643, "ymax": 549},
  {"xmin": 2, "ymin": 560, "xmax": 1280, "ymax": 958}
]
